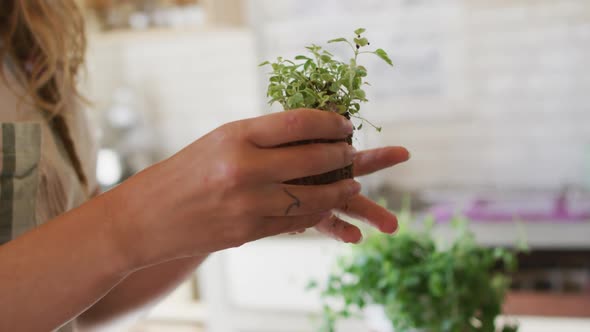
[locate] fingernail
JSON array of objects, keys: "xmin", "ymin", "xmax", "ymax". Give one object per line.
[
  {"xmin": 353, "ymin": 234, "xmax": 364, "ymax": 244},
  {"xmin": 387, "ymin": 225, "xmax": 398, "ymax": 235},
  {"xmin": 347, "ymin": 145, "xmax": 357, "ymax": 160},
  {"xmin": 319, "ymin": 210, "xmax": 333, "ymax": 219},
  {"xmin": 349, "ymin": 181, "xmax": 362, "ymax": 195},
  {"xmin": 383, "ymin": 216, "xmax": 399, "ymax": 234},
  {"xmin": 342, "ymin": 119, "xmax": 354, "ymax": 134}
]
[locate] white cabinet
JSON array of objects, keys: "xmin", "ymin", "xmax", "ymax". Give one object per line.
[
  {"xmin": 223, "ymin": 237, "xmax": 344, "ymax": 312},
  {"xmin": 198, "ymin": 236, "xmax": 367, "ymax": 332}
]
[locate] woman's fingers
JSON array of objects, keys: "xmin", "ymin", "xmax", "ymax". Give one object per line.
[
  {"xmin": 257, "ymin": 212, "xmax": 331, "ymax": 238},
  {"xmin": 259, "ymin": 142, "xmax": 355, "ymax": 182},
  {"xmin": 339, "ymin": 194, "xmax": 398, "ymax": 234},
  {"xmin": 315, "ymin": 214, "xmax": 363, "ymax": 244},
  {"xmin": 254, "ymin": 180, "xmax": 361, "ymax": 217},
  {"xmin": 353, "ymin": 147, "xmax": 410, "ymax": 177},
  {"xmin": 288, "ymin": 228, "xmax": 307, "ymax": 235},
  {"xmin": 276, "ymin": 213, "xmax": 364, "ymax": 244},
  {"xmin": 249, "ymin": 193, "xmax": 397, "ymax": 244},
  {"xmin": 244, "ymin": 109, "xmax": 353, "ymax": 148}
]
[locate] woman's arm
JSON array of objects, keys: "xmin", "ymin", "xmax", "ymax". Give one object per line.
[
  {"xmin": 0, "ymin": 109, "xmax": 361, "ymax": 331},
  {"xmin": 0, "ymin": 191, "xmax": 133, "ymax": 332},
  {"xmin": 77, "ymin": 255, "xmax": 207, "ymax": 330},
  {"xmin": 74, "ymin": 187, "xmax": 208, "ymax": 330}
]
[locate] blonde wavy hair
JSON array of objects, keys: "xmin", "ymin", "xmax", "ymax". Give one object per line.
[{"xmin": 0, "ymin": 0, "xmax": 88, "ymax": 187}]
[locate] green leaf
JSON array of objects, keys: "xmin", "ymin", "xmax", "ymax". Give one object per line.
[
  {"xmin": 328, "ymin": 37, "xmax": 348, "ymax": 44},
  {"xmin": 303, "ymin": 93, "xmax": 317, "ymax": 105},
  {"xmin": 428, "ymin": 274, "xmax": 444, "ymax": 296},
  {"xmin": 354, "ymin": 38, "xmax": 369, "ymax": 47},
  {"xmin": 356, "ymin": 67, "xmax": 367, "ymax": 77},
  {"xmin": 287, "ymin": 92, "xmax": 304, "ymax": 108},
  {"xmin": 403, "ymin": 275, "xmax": 420, "ymax": 287},
  {"xmin": 354, "ymin": 28, "xmax": 366, "ymax": 35},
  {"xmin": 329, "ymin": 82, "xmax": 340, "ymax": 93},
  {"xmin": 305, "ymin": 45, "xmax": 322, "ymax": 53},
  {"xmin": 321, "ymin": 73, "xmax": 333, "ymax": 82},
  {"xmin": 305, "ymin": 280, "xmax": 318, "ymax": 291},
  {"xmin": 352, "ymin": 89, "xmax": 366, "ymax": 99},
  {"xmin": 295, "ymin": 55, "xmax": 311, "ymax": 61},
  {"xmin": 374, "ymin": 49, "xmax": 393, "ymax": 66},
  {"xmin": 258, "ymin": 61, "xmax": 270, "ymax": 67},
  {"xmin": 357, "ymin": 123, "xmax": 363, "ymax": 130}
]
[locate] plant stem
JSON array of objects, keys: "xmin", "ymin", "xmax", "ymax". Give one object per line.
[
  {"xmin": 344, "ymin": 40, "xmax": 357, "ymax": 54},
  {"xmin": 351, "ymin": 114, "xmax": 381, "ymax": 130}
]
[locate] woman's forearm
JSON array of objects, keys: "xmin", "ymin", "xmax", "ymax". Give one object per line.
[
  {"xmin": 0, "ymin": 109, "xmax": 387, "ymax": 331},
  {"xmin": 78, "ymin": 255, "xmax": 208, "ymax": 330},
  {"xmin": 0, "ymin": 191, "xmax": 133, "ymax": 331}
]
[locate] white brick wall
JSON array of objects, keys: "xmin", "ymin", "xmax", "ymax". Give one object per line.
[
  {"xmin": 249, "ymin": 0, "xmax": 590, "ymax": 191},
  {"xmin": 85, "ymin": 29, "xmax": 261, "ymax": 157},
  {"xmin": 85, "ymin": 2, "xmax": 590, "ymax": 191}
]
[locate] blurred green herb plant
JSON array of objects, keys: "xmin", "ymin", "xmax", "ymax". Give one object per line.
[
  {"xmin": 310, "ymin": 210, "xmax": 521, "ymax": 332},
  {"xmin": 259, "ymin": 28, "xmax": 393, "ymax": 131}
]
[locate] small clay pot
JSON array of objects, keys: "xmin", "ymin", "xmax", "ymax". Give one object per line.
[{"xmin": 281, "ymin": 112, "xmax": 354, "ymax": 185}]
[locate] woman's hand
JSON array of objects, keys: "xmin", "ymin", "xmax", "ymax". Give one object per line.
[
  {"xmin": 108, "ymin": 109, "xmax": 363, "ymax": 269},
  {"xmin": 314, "ymin": 147, "xmax": 410, "ymax": 243}
]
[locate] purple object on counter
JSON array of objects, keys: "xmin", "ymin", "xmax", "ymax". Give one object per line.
[{"xmin": 429, "ymin": 192, "xmax": 590, "ymax": 223}]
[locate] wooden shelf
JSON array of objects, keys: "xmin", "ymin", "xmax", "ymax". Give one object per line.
[
  {"xmin": 505, "ymin": 291, "xmax": 590, "ymax": 318},
  {"xmin": 88, "ymin": 26, "xmax": 250, "ymax": 44}
]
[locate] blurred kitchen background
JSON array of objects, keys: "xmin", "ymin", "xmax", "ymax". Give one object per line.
[{"xmin": 81, "ymin": 0, "xmax": 590, "ymax": 331}]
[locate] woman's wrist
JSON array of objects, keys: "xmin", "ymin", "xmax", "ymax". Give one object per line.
[
  {"xmin": 100, "ymin": 160, "xmax": 180, "ymax": 271},
  {"xmin": 91, "ymin": 186, "xmax": 143, "ymax": 276}
]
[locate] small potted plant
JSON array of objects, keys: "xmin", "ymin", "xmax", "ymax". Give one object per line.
[
  {"xmin": 260, "ymin": 28, "xmax": 393, "ymax": 185},
  {"xmin": 309, "ymin": 209, "xmax": 522, "ymax": 332}
]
